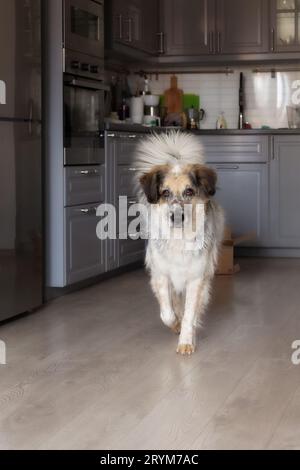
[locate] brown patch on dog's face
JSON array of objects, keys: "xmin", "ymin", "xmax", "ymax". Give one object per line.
[
  {"xmin": 187, "ymin": 164, "xmax": 217, "ymax": 199},
  {"xmin": 139, "ymin": 165, "xmax": 169, "ymax": 204}
]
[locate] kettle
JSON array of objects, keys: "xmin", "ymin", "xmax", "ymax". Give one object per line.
[{"xmin": 185, "ymin": 106, "xmax": 205, "ymax": 129}]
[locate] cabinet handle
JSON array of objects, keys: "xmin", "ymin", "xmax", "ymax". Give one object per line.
[
  {"xmin": 125, "ymin": 17, "xmax": 133, "ymax": 42},
  {"xmin": 128, "ymin": 200, "xmax": 138, "ymax": 205},
  {"xmin": 128, "ymin": 134, "xmax": 137, "ymax": 139},
  {"xmin": 216, "ymin": 165, "xmax": 240, "ymax": 170},
  {"xmin": 75, "ymin": 169, "xmax": 99, "ymax": 176},
  {"xmin": 271, "ymin": 136, "xmax": 275, "ymax": 160},
  {"xmin": 115, "ymin": 14, "xmax": 123, "ymax": 40},
  {"xmin": 107, "ymin": 133, "xmax": 116, "ymax": 137},
  {"xmin": 217, "ymin": 31, "xmax": 221, "ymax": 53},
  {"xmin": 271, "ymin": 28, "xmax": 275, "ymax": 52},
  {"xmin": 209, "ymin": 32, "xmax": 213, "ymax": 53},
  {"xmin": 157, "ymin": 32, "xmax": 165, "ymax": 54},
  {"xmin": 128, "ymin": 167, "xmax": 138, "ymax": 172},
  {"xmin": 78, "ymin": 207, "xmax": 98, "ymax": 215}
]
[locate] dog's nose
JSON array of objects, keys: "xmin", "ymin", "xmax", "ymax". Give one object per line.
[{"xmin": 170, "ymin": 211, "xmax": 184, "ymax": 224}]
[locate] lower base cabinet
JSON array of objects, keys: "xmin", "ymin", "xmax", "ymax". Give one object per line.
[
  {"xmin": 65, "ymin": 204, "xmax": 105, "ymax": 285},
  {"xmin": 119, "ymin": 238, "xmax": 146, "ymax": 267},
  {"xmin": 270, "ymin": 136, "xmax": 300, "ymax": 248},
  {"xmin": 210, "ymin": 163, "xmax": 269, "ymax": 246}
]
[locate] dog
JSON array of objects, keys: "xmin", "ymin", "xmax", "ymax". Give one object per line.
[{"xmin": 135, "ymin": 131, "xmax": 224, "ymax": 355}]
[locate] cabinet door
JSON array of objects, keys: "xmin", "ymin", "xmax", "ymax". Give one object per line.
[
  {"xmin": 270, "ymin": 137, "xmax": 300, "ymax": 247},
  {"xmin": 217, "ymin": 0, "xmax": 269, "ymax": 54},
  {"xmin": 110, "ymin": 0, "xmax": 126, "ymax": 45},
  {"xmin": 270, "ymin": 0, "xmax": 300, "ymax": 51},
  {"xmin": 65, "ymin": 204, "xmax": 105, "ymax": 285},
  {"xmin": 140, "ymin": 0, "xmax": 159, "ymax": 53},
  {"xmin": 211, "ymin": 163, "xmax": 269, "ymax": 246},
  {"xmin": 109, "ymin": 0, "xmax": 158, "ymax": 53},
  {"xmin": 119, "ymin": 238, "xmax": 145, "ymax": 266},
  {"xmin": 162, "ymin": 0, "xmax": 215, "ymax": 55}
]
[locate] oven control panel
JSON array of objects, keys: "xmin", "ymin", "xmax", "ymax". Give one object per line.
[{"xmin": 64, "ymin": 49, "xmax": 104, "ymax": 81}]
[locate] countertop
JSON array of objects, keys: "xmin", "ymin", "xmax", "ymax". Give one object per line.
[{"xmin": 105, "ymin": 122, "xmax": 300, "ymax": 135}]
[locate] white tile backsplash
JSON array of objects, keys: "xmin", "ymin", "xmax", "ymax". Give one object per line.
[{"xmin": 148, "ymin": 68, "xmax": 300, "ymax": 129}]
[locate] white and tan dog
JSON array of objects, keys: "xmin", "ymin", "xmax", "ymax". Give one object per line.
[{"xmin": 135, "ymin": 132, "xmax": 224, "ymax": 355}]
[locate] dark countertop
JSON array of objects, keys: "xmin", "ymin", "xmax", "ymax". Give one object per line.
[{"xmin": 105, "ymin": 122, "xmax": 300, "ymax": 135}]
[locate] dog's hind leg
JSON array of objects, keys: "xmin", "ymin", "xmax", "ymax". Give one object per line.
[{"xmin": 151, "ymin": 275, "xmax": 177, "ymax": 330}]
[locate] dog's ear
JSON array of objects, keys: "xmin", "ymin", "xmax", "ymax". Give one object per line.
[
  {"xmin": 189, "ymin": 164, "xmax": 217, "ymax": 197},
  {"xmin": 139, "ymin": 167, "xmax": 166, "ymax": 204}
]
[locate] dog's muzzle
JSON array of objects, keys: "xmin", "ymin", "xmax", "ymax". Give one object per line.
[{"xmin": 169, "ymin": 204, "xmax": 184, "ymax": 228}]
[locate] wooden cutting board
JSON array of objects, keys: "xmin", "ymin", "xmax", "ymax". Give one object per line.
[{"xmin": 164, "ymin": 75, "xmax": 183, "ymax": 114}]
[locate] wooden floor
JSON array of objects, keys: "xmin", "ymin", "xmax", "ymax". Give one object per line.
[{"xmin": 1, "ymin": 258, "xmax": 300, "ymax": 450}]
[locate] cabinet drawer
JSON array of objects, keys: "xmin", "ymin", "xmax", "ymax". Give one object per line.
[
  {"xmin": 64, "ymin": 165, "xmax": 105, "ymax": 207},
  {"xmin": 65, "ymin": 203, "xmax": 105, "ymax": 285},
  {"xmin": 199, "ymin": 135, "xmax": 269, "ymax": 163},
  {"xmin": 119, "ymin": 238, "xmax": 145, "ymax": 267}
]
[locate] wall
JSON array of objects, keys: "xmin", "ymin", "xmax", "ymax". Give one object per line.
[{"xmin": 148, "ymin": 68, "xmax": 300, "ymax": 129}]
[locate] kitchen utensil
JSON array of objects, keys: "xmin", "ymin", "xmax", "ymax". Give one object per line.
[
  {"xmin": 286, "ymin": 106, "xmax": 300, "ymax": 128},
  {"xmin": 164, "ymin": 75, "xmax": 183, "ymax": 114},
  {"xmin": 238, "ymin": 72, "xmax": 245, "ymax": 129},
  {"xmin": 185, "ymin": 106, "xmax": 205, "ymax": 129}
]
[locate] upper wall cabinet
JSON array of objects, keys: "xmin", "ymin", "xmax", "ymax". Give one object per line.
[
  {"xmin": 160, "ymin": 0, "xmax": 215, "ymax": 55},
  {"xmin": 107, "ymin": 0, "xmax": 159, "ymax": 55},
  {"xmin": 270, "ymin": 0, "xmax": 300, "ymax": 51},
  {"xmin": 106, "ymin": 0, "xmax": 300, "ymax": 61},
  {"xmin": 217, "ymin": 0, "xmax": 270, "ymax": 54}
]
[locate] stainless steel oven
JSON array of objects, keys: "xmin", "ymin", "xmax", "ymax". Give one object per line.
[
  {"xmin": 64, "ymin": 73, "xmax": 107, "ymax": 165},
  {"xmin": 64, "ymin": 0, "xmax": 104, "ymax": 58}
]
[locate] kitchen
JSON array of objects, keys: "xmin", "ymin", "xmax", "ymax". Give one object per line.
[{"xmin": 1, "ymin": 0, "xmax": 300, "ymax": 455}]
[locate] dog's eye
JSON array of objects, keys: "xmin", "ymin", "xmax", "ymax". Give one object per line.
[
  {"xmin": 184, "ymin": 188, "xmax": 195, "ymax": 197},
  {"xmin": 162, "ymin": 189, "xmax": 170, "ymax": 198}
]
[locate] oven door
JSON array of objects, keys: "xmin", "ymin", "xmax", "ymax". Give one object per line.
[
  {"xmin": 64, "ymin": 0, "xmax": 104, "ymax": 58},
  {"xmin": 64, "ymin": 76, "xmax": 106, "ymax": 165}
]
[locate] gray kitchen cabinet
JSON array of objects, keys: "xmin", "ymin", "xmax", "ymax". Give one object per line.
[
  {"xmin": 216, "ymin": 0, "xmax": 269, "ymax": 54},
  {"xmin": 105, "ymin": 131, "xmax": 145, "ymax": 270},
  {"xmin": 139, "ymin": 0, "xmax": 159, "ymax": 54},
  {"xmin": 200, "ymin": 135, "xmax": 269, "ymax": 164},
  {"xmin": 270, "ymin": 136, "xmax": 300, "ymax": 247},
  {"xmin": 270, "ymin": 0, "xmax": 300, "ymax": 52},
  {"xmin": 108, "ymin": 0, "xmax": 159, "ymax": 54},
  {"xmin": 210, "ymin": 163, "xmax": 269, "ymax": 246},
  {"xmin": 64, "ymin": 165, "xmax": 105, "ymax": 207},
  {"xmin": 160, "ymin": 0, "xmax": 215, "ymax": 55},
  {"xmin": 65, "ymin": 204, "xmax": 105, "ymax": 285}
]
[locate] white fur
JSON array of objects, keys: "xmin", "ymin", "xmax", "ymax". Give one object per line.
[
  {"xmin": 135, "ymin": 132, "xmax": 225, "ymax": 355},
  {"xmin": 134, "ymin": 130, "xmax": 205, "ymax": 175}
]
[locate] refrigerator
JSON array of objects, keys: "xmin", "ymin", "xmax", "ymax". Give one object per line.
[{"xmin": 0, "ymin": 0, "xmax": 43, "ymax": 321}]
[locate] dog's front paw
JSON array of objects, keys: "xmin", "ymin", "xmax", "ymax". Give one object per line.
[{"xmin": 176, "ymin": 343, "xmax": 195, "ymax": 355}]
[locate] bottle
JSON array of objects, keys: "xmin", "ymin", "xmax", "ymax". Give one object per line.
[
  {"xmin": 216, "ymin": 112, "xmax": 227, "ymax": 129},
  {"xmin": 118, "ymin": 94, "xmax": 130, "ymax": 121}
]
